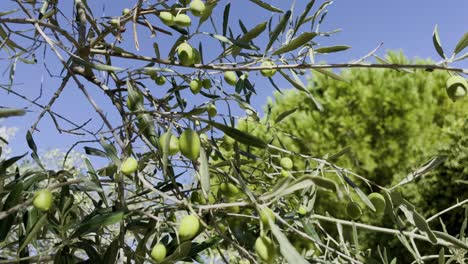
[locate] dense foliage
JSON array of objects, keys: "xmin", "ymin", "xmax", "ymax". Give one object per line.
[{"xmin": 0, "ymin": 0, "xmax": 467, "ymax": 263}]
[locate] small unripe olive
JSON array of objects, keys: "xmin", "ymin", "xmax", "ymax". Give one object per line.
[
  {"xmin": 122, "ymin": 8, "xmax": 131, "ymax": 16},
  {"xmin": 298, "ymin": 205, "xmax": 307, "ymax": 215},
  {"xmin": 151, "ymin": 243, "xmax": 167, "ymax": 262},
  {"xmin": 189, "ymin": 0, "xmax": 206, "ymax": 17},
  {"xmin": 178, "ymin": 215, "xmax": 200, "ymax": 240},
  {"xmin": 121, "ymin": 157, "xmax": 138, "ymax": 175},
  {"xmin": 155, "ymin": 76, "xmax": 166, "ymax": 86},
  {"xmin": 254, "ymin": 236, "xmax": 276, "ymax": 262},
  {"xmin": 159, "ymin": 11, "xmax": 175, "ymax": 26},
  {"xmin": 219, "ymin": 182, "xmax": 239, "ymax": 197},
  {"xmin": 368, "ymin": 192, "xmax": 386, "ymax": 214},
  {"xmin": 177, "ymin": 42, "xmax": 194, "ymax": 66},
  {"xmin": 280, "ymin": 157, "xmax": 293, "ymax": 170},
  {"xmin": 280, "ymin": 169, "xmax": 291, "ymax": 178},
  {"xmin": 190, "ymin": 79, "xmax": 202, "ymax": 94},
  {"xmin": 259, "ymin": 207, "xmax": 275, "ymax": 227},
  {"xmin": 202, "ymin": 79, "xmax": 212, "ymax": 88},
  {"xmin": 33, "ymin": 189, "xmax": 54, "ymax": 211},
  {"xmin": 224, "ymin": 71, "xmax": 237, "ymax": 86},
  {"xmin": 260, "ymin": 60, "xmax": 277, "ymax": 77},
  {"xmin": 159, "ymin": 132, "xmax": 180, "ymax": 155},
  {"xmin": 346, "ymin": 201, "xmax": 362, "ymax": 220},
  {"xmin": 109, "ymin": 19, "xmax": 119, "ymax": 27},
  {"xmin": 179, "ymin": 129, "xmax": 201, "ymax": 161},
  {"xmin": 174, "ymin": 14, "xmax": 191, "ymax": 27},
  {"xmin": 207, "ymin": 104, "xmax": 217, "ymax": 117}
]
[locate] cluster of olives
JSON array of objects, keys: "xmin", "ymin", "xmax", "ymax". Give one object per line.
[
  {"xmin": 150, "ymin": 214, "xmax": 201, "ymax": 262},
  {"xmin": 158, "ymin": 0, "xmax": 208, "ymax": 28},
  {"xmin": 346, "ymin": 192, "xmax": 386, "ymax": 220}
]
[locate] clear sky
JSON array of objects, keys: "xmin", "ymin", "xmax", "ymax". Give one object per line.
[{"xmin": 1, "ymin": 0, "xmax": 467, "ymax": 159}]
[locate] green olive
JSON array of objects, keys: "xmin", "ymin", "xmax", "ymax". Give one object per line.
[
  {"xmin": 178, "ymin": 215, "xmax": 200, "ymax": 241},
  {"xmin": 155, "ymin": 76, "xmax": 166, "ymax": 86},
  {"xmin": 159, "ymin": 11, "xmax": 175, "ymax": 26},
  {"xmin": 280, "ymin": 169, "xmax": 291, "ymax": 178},
  {"xmin": 260, "ymin": 60, "xmax": 277, "ymax": 77},
  {"xmin": 219, "ymin": 182, "xmax": 239, "ymax": 197},
  {"xmin": 346, "ymin": 201, "xmax": 362, "ymax": 220},
  {"xmin": 177, "ymin": 42, "xmax": 194, "ymax": 66},
  {"xmin": 33, "ymin": 189, "xmax": 54, "ymax": 211},
  {"xmin": 174, "ymin": 13, "xmax": 191, "ymax": 27},
  {"xmin": 179, "ymin": 129, "xmax": 201, "ymax": 161},
  {"xmin": 202, "ymin": 79, "xmax": 212, "ymax": 88},
  {"xmin": 122, "ymin": 8, "xmax": 131, "ymax": 16},
  {"xmin": 207, "ymin": 104, "xmax": 217, "ymax": 117},
  {"xmin": 159, "ymin": 132, "xmax": 180, "ymax": 155},
  {"xmin": 259, "ymin": 207, "xmax": 275, "ymax": 227},
  {"xmin": 279, "ymin": 157, "xmax": 293, "ymax": 170},
  {"xmin": 224, "ymin": 71, "xmax": 237, "ymax": 86},
  {"xmin": 254, "ymin": 236, "xmax": 276, "ymax": 262},
  {"xmin": 368, "ymin": 192, "xmax": 386, "ymax": 214},
  {"xmin": 190, "ymin": 79, "xmax": 202, "ymax": 94},
  {"xmin": 189, "ymin": 0, "xmax": 206, "ymax": 17},
  {"xmin": 151, "ymin": 243, "xmax": 167, "ymax": 262},
  {"xmin": 121, "ymin": 157, "xmax": 138, "ymax": 175},
  {"xmin": 298, "ymin": 205, "xmax": 307, "ymax": 215}
]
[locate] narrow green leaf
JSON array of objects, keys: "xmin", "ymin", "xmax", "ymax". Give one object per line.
[
  {"xmin": 99, "ymin": 138, "xmax": 121, "ymax": 166},
  {"xmin": 266, "ymin": 10, "xmax": 292, "ymax": 52},
  {"xmin": 222, "ymin": 3, "xmax": 230, "ymax": 37},
  {"xmin": 72, "ymin": 57, "xmax": 124, "ymax": 72},
  {"xmin": 72, "ymin": 211, "xmax": 124, "ymax": 238},
  {"xmin": 270, "ymin": 222, "xmax": 308, "ymax": 264},
  {"xmin": 26, "ymin": 131, "xmax": 37, "ymax": 154},
  {"xmin": 273, "ymin": 32, "xmax": 317, "ymax": 55},
  {"xmin": 293, "ymin": 0, "xmax": 316, "ymax": 36},
  {"xmin": 0, "ymin": 153, "xmax": 27, "ymax": 175},
  {"xmin": 103, "ymin": 237, "xmax": 120, "ymax": 264},
  {"xmin": 84, "ymin": 147, "xmax": 107, "ymax": 158},
  {"xmin": 274, "ymin": 108, "xmax": 297, "ymax": 124},
  {"xmin": 454, "ymin": 32, "xmax": 468, "ymax": 55},
  {"xmin": 0, "ymin": 9, "xmax": 19, "ymax": 17},
  {"xmin": 0, "ymin": 182, "xmax": 23, "ymax": 241},
  {"xmin": 315, "ymin": 45, "xmax": 350, "ymax": 54},
  {"xmin": 249, "ymin": 0, "xmax": 283, "ymax": 13},
  {"xmin": 433, "ymin": 231, "xmax": 468, "ymax": 250},
  {"xmin": 355, "ymin": 187, "xmax": 376, "ymax": 212},
  {"xmin": 198, "ymin": 148, "xmax": 210, "ymax": 198},
  {"xmin": 432, "ymin": 25, "xmax": 445, "ymax": 59},
  {"xmin": 438, "ymin": 248, "xmax": 445, "ymax": 264},
  {"xmin": 312, "ymin": 68, "xmax": 348, "ymax": 82},
  {"xmin": 201, "ymin": 120, "xmax": 267, "ymax": 149},
  {"xmin": 0, "ymin": 108, "xmax": 26, "ymax": 118},
  {"xmin": 18, "ymin": 213, "xmax": 48, "ymax": 253}
]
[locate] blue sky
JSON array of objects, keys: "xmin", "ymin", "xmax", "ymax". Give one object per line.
[{"xmin": 1, "ymin": 0, "xmax": 467, "ymax": 160}]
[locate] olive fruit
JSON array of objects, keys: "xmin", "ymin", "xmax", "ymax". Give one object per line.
[
  {"xmin": 224, "ymin": 71, "xmax": 237, "ymax": 86},
  {"xmin": 174, "ymin": 13, "xmax": 191, "ymax": 27},
  {"xmin": 121, "ymin": 157, "xmax": 138, "ymax": 175},
  {"xmin": 368, "ymin": 192, "xmax": 386, "ymax": 214},
  {"xmin": 33, "ymin": 189, "xmax": 54, "ymax": 211},
  {"xmin": 155, "ymin": 76, "xmax": 166, "ymax": 86},
  {"xmin": 207, "ymin": 104, "xmax": 217, "ymax": 118},
  {"xmin": 179, "ymin": 129, "xmax": 201, "ymax": 161},
  {"xmin": 122, "ymin": 8, "xmax": 131, "ymax": 16},
  {"xmin": 151, "ymin": 243, "xmax": 167, "ymax": 262},
  {"xmin": 178, "ymin": 215, "xmax": 200, "ymax": 240},
  {"xmin": 159, "ymin": 132, "xmax": 179, "ymax": 155},
  {"xmin": 280, "ymin": 157, "xmax": 293, "ymax": 170},
  {"xmin": 202, "ymin": 79, "xmax": 212, "ymax": 89},
  {"xmin": 190, "ymin": 191, "xmax": 206, "ymax": 204},
  {"xmin": 446, "ymin": 75, "xmax": 467, "ymax": 102},
  {"xmin": 190, "ymin": 79, "xmax": 202, "ymax": 94},
  {"xmin": 254, "ymin": 236, "xmax": 276, "ymax": 263},
  {"xmin": 280, "ymin": 169, "xmax": 291, "ymax": 178},
  {"xmin": 109, "ymin": 19, "xmax": 119, "ymax": 27},
  {"xmin": 259, "ymin": 207, "xmax": 275, "ymax": 227},
  {"xmin": 260, "ymin": 60, "xmax": 277, "ymax": 77},
  {"xmin": 177, "ymin": 42, "xmax": 194, "ymax": 66},
  {"xmin": 219, "ymin": 182, "xmax": 239, "ymax": 197},
  {"xmin": 189, "ymin": 0, "xmax": 206, "ymax": 16},
  {"xmin": 298, "ymin": 205, "xmax": 307, "ymax": 215},
  {"xmin": 346, "ymin": 201, "xmax": 362, "ymax": 220},
  {"xmin": 159, "ymin": 11, "xmax": 175, "ymax": 26}
]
